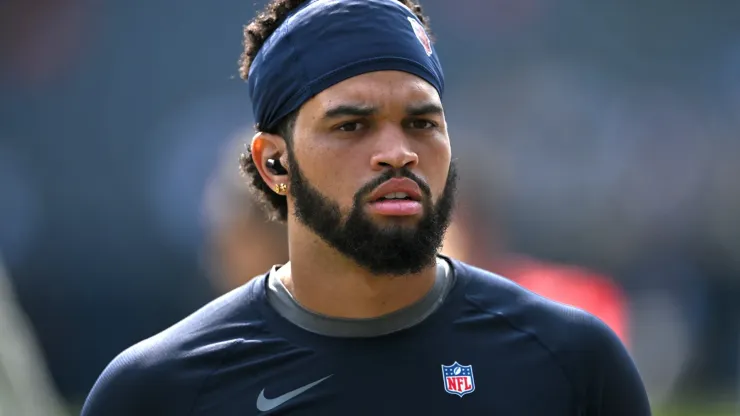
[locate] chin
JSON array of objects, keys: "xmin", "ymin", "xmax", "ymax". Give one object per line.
[{"xmin": 369, "ymin": 214, "xmax": 423, "ymax": 227}]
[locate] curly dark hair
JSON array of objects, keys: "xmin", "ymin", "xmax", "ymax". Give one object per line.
[{"xmin": 238, "ymin": 0, "xmax": 434, "ymax": 222}]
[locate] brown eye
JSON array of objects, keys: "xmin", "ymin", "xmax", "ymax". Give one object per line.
[
  {"xmin": 338, "ymin": 122, "xmax": 364, "ymax": 132},
  {"xmin": 410, "ymin": 119, "xmax": 436, "ymax": 129}
]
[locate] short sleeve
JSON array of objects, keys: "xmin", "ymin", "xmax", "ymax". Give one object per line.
[{"xmin": 579, "ymin": 314, "xmax": 652, "ymax": 416}]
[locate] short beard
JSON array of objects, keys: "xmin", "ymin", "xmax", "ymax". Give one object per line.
[{"xmin": 288, "ymin": 150, "xmax": 458, "ymax": 276}]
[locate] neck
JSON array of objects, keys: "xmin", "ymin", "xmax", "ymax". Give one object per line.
[{"xmin": 278, "ymin": 220, "xmax": 438, "ymax": 319}]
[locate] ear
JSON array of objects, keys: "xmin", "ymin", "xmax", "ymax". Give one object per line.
[{"xmin": 250, "ymin": 132, "xmax": 288, "ymax": 193}]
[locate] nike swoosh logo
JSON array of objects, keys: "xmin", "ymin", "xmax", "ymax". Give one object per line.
[{"xmin": 256, "ymin": 375, "xmax": 333, "ymax": 412}]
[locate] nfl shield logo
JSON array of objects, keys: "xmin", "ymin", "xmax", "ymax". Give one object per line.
[{"xmin": 441, "ymin": 362, "xmax": 476, "ymax": 397}]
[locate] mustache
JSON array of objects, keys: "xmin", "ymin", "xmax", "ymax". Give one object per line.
[{"xmin": 354, "ymin": 168, "xmax": 432, "ymax": 203}]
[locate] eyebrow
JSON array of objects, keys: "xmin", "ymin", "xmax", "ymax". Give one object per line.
[
  {"xmin": 323, "ymin": 104, "xmax": 377, "ymax": 119},
  {"xmin": 406, "ymin": 102, "xmax": 444, "ymax": 116},
  {"xmin": 321, "ymin": 102, "xmax": 444, "ymax": 120}
]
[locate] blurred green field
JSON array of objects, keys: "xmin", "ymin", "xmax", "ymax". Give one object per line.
[{"xmin": 656, "ymin": 403, "xmax": 735, "ymax": 416}]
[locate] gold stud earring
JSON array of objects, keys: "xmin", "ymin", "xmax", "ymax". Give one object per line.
[{"xmin": 273, "ymin": 183, "xmax": 287, "ymax": 195}]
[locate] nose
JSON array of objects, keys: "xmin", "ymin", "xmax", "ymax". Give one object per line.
[{"xmin": 369, "ymin": 126, "xmax": 419, "ymax": 171}]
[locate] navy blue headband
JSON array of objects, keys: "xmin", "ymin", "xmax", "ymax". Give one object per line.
[{"xmin": 247, "ymin": 0, "xmax": 445, "ymax": 132}]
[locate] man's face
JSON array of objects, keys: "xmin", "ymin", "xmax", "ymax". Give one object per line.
[{"xmin": 287, "ymin": 71, "xmax": 457, "ymax": 275}]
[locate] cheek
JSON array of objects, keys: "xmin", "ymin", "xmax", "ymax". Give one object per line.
[
  {"xmin": 294, "ymin": 144, "xmax": 363, "ymax": 209},
  {"xmin": 424, "ymin": 139, "xmax": 452, "ymax": 196}
]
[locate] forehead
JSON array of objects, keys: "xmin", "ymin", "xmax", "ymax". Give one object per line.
[{"xmin": 306, "ymin": 70, "xmax": 441, "ymax": 112}]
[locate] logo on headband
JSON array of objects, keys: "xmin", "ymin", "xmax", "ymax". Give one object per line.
[{"xmin": 407, "ymin": 17, "xmax": 433, "ymax": 56}]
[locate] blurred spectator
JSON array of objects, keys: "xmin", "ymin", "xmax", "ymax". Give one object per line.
[
  {"xmin": 201, "ymin": 132, "xmax": 289, "ymax": 292},
  {"xmin": 442, "ymin": 192, "xmax": 630, "ymax": 347},
  {"xmin": 0, "ymin": 254, "xmax": 68, "ymax": 416},
  {"xmin": 0, "ymin": 143, "xmax": 42, "ymax": 267}
]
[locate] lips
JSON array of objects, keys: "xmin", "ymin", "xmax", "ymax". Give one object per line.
[
  {"xmin": 366, "ymin": 178, "xmax": 424, "ymax": 217},
  {"xmin": 368, "ymin": 178, "xmax": 422, "ymax": 202}
]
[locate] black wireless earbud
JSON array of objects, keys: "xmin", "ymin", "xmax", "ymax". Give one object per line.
[{"xmin": 266, "ymin": 158, "xmax": 288, "ymax": 175}]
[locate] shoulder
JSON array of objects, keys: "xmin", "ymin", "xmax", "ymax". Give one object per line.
[
  {"xmin": 453, "ymin": 259, "xmax": 620, "ymax": 349},
  {"xmin": 455, "ymin": 260, "xmax": 596, "ymax": 327},
  {"xmin": 82, "ymin": 277, "xmax": 269, "ymax": 415},
  {"xmin": 506, "ymin": 256, "xmax": 631, "ymax": 345},
  {"xmin": 452, "ymin": 260, "xmax": 649, "ymax": 413}
]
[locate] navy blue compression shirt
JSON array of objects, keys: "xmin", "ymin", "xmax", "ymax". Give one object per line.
[{"xmin": 82, "ymin": 257, "xmax": 651, "ymax": 415}]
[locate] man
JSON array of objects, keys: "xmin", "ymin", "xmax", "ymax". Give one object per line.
[
  {"xmin": 82, "ymin": 0, "xmax": 651, "ymax": 414},
  {"xmin": 202, "ymin": 132, "xmax": 288, "ymax": 292}
]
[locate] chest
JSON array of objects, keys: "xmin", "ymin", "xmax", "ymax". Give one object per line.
[{"xmin": 191, "ymin": 333, "xmax": 580, "ymax": 415}]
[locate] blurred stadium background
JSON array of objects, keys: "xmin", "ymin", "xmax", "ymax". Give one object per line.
[{"xmin": 1, "ymin": 0, "xmax": 740, "ymax": 414}]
